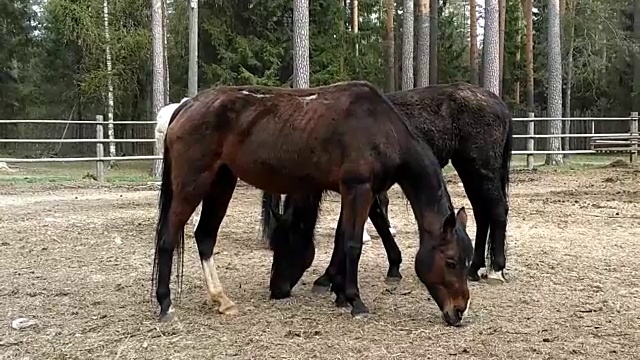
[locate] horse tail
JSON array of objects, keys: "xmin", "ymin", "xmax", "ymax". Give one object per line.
[
  {"xmin": 260, "ymin": 191, "xmax": 282, "ymax": 243},
  {"xmin": 501, "ymin": 115, "xmax": 513, "ymax": 206},
  {"xmin": 151, "ymin": 101, "xmax": 189, "ymax": 301}
]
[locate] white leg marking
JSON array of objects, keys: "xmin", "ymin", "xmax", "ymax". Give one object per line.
[
  {"xmin": 192, "ymin": 202, "xmax": 202, "ymax": 230},
  {"xmin": 389, "ymin": 226, "xmax": 397, "ymax": 236},
  {"xmin": 484, "ymin": 268, "xmax": 506, "ymax": 284},
  {"xmin": 462, "ymin": 298, "xmax": 470, "ymax": 319},
  {"xmin": 167, "ymin": 305, "xmax": 175, "ymax": 314},
  {"xmin": 363, "ymin": 229, "xmax": 371, "ymax": 242},
  {"xmin": 201, "ymin": 257, "xmax": 238, "ymax": 315}
]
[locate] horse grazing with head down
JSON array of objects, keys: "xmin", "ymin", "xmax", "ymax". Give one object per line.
[
  {"xmin": 265, "ymin": 192, "xmax": 473, "ymax": 326},
  {"xmin": 262, "ymin": 82, "xmax": 513, "ymax": 286},
  {"xmin": 152, "ymin": 80, "xmax": 471, "ymax": 325}
]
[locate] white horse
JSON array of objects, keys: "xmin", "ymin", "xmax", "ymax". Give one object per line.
[
  {"xmin": 154, "ymin": 97, "xmax": 397, "ymax": 241},
  {"xmin": 155, "ymin": 98, "xmax": 203, "ymax": 230}
]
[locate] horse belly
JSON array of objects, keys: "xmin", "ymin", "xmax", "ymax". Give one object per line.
[{"xmin": 221, "ymin": 149, "xmax": 339, "ymax": 194}]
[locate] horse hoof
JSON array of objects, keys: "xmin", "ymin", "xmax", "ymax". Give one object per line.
[
  {"xmin": 335, "ymin": 297, "xmax": 349, "ymax": 308},
  {"xmin": 352, "ymin": 312, "xmax": 370, "ymax": 320},
  {"xmin": 218, "ymin": 302, "xmax": 239, "ymax": 315},
  {"xmin": 384, "ymin": 276, "xmax": 402, "ymax": 285},
  {"xmin": 311, "ymin": 284, "xmax": 330, "ymax": 295},
  {"xmin": 483, "ymin": 269, "xmax": 506, "ymax": 285},
  {"xmin": 158, "ymin": 308, "xmax": 175, "ymax": 323},
  {"xmin": 468, "ymin": 271, "xmax": 481, "ymax": 282},
  {"xmin": 351, "ymin": 303, "xmax": 370, "ymax": 319}
]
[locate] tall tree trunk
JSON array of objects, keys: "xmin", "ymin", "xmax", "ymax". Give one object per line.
[
  {"xmin": 385, "ymin": 0, "xmax": 395, "ymax": 92},
  {"xmin": 498, "ymin": 0, "xmax": 505, "ymax": 97},
  {"xmin": 514, "ymin": 0, "xmax": 523, "ymax": 105},
  {"xmin": 524, "ymin": 0, "xmax": 534, "ymax": 113},
  {"xmin": 416, "ymin": 0, "xmax": 429, "ymax": 87},
  {"xmin": 563, "ymin": 0, "xmax": 575, "ymax": 153},
  {"xmin": 634, "ymin": 0, "xmax": 640, "ymax": 109},
  {"xmin": 483, "ymin": 0, "xmax": 500, "ymax": 95},
  {"xmin": 162, "ymin": 0, "xmax": 169, "ymax": 103},
  {"xmin": 545, "ymin": 0, "xmax": 563, "ymax": 165},
  {"xmin": 351, "ymin": 0, "xmax": 359, "ymax": 56},
  {"xmin": 429, "ymin": 0, "xmax": 438, "ymax": 84},
  {"xmin": 187, "ymin": 0, "xmax": 198, "ymax": 97},
  {"xmin": 293, "ymin": 0, "xmax": 310, "ymax": 88},
  {"xmin": 469, "ymin": 0, "xmax": 478, "ymax": 85},
  {"xmin": 152, "ymin": 0, "xmax": 165, "ymax": 177},
  {"xmin": 402, "ymin": 0, "xmax": 414, "ymax": 90},
  {"xmin": 103, "ymin": 0, "xmax": 116, "ymax": 165}
]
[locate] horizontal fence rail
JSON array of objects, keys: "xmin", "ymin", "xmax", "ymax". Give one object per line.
[{"xmin": 0, "ymin": 113, "xmax": 638, "ymax": 180}]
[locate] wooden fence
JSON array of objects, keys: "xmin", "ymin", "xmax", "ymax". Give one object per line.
[{"xmin": 0, "ymin": 113, "xmax": 638, "ymax": 181}]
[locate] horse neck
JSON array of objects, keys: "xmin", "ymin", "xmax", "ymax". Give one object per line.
[{"xmin": 396, "ymin": 147, "xmax": 450, "ymax": 243}]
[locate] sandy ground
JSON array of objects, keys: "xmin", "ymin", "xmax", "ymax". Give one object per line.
[{"xmin": 1, "ymin": 165, "xmax": 640, "ymax": 359}]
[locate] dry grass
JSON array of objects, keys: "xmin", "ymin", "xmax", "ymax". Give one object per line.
[{"xmin": 1, "ymin": 164, "xmax": 640, "ymax": 359}]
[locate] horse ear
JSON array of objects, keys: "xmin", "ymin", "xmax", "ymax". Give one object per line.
[
  {"xmin": 442, "ymin": 210, "xmax": 457, "ymax": 238},
  {"xmin": 456, "ymin": 207, "xmax": 468, "ymax": 229}
]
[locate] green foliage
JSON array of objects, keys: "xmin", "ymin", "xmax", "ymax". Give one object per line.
[{"xmin": 2, "ymin": 0, "xmax": 640, "ymax": 133}]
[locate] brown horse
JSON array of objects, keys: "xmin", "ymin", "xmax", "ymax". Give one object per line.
[{"xmin": 152, "ymin": 81, "xmax": 470, "ymax": 324}]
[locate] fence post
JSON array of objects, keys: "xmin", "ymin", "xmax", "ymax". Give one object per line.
[
  {"xmin": 527, "ymin": 112, "xmax": 535, "ymax": 170},
  {"xmin": 96, "ymin": 115, "xmax": 105, "ymax": 182},
  {"xmin": 631, "ymin": 111, "xmax": 638, "ymax": 164}
]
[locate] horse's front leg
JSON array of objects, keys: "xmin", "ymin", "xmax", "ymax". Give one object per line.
[
  {"xmin": 335, "ymin": 181, "xmax": 373, "ymax": 318},
  {"xmin": 312, "ymin": 194, "xmax": 401, "ymax": 292},
  {"xmin": 311, "ymin": 216, "xmax": 341, "ymax": 295},
  {"xmin": 367, "ymin": 196, "xmax": 402, "ymax": 284}
]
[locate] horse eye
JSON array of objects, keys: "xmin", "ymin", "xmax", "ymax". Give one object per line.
[{"xmin": 446, "ymin": 259, "xmax": 457, "ymax": 269}]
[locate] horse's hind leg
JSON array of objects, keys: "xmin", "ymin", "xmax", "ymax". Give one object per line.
[
  {"xmin": 156, "ymin": 185, "xmax": 205, "ymax": 322},
  {"xmin": 453, "ymin": 157, "xmax": 507, "ymax": 284},
  {"xmin": 194, "ymin": 164, "xmax": 239, "ymax": 315}
]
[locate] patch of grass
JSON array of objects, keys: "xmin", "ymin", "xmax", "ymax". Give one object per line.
[
  {"xmin": 0, "ymin": 154, "xmax": 636, "ymax": 187},
  {"xmin": 0, "ymin": 160, "xmax": 155, "ymax": 186}
]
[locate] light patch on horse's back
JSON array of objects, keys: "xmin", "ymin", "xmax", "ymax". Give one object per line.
[
  {"xmin": 240, "ymin": 90, "xmax": 272, "ymax": 98},
  {"xmin": 457, "ymin": 87, "xmax": 493, "ymax": 106}
]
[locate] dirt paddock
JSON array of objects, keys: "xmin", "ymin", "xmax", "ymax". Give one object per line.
[{"xmin": 1, "ymin": 165, "xmax": 640, "ymax": 359}]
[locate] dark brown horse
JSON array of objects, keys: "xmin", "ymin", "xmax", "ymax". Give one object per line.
[
  {"xmin": 262, "ymin": 82, "xmax": 513, "ymax": 286},
  {"xmin": 152, "ymin": 81, "xmax": 470, "ymax": 324}
]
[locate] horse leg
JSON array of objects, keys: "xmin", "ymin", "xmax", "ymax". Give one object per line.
[
  {"xmin": 485, "ymin": 194, "xmax": 508, "ymax": 284},
  {"xmin": 311, "ymin": 212, "xmax": 342, "ymax": 295},
  {"xmin": 377, "ymin": 191, "xmax": 397, "ymax": 235},
  {"xmin": 336, "ymin": 181, "xmax": 373, "ymax": 318},
  {"xmin": 312, "ymin": 195, "xmax": 402, "ymax": 292},
  {"xmin": 368, "ymin": 196, "xmax": 402, "ymax": 284},
  {"xmin": 194, "ymin": 164, "xmax": 239, "ymax": 315},
  {"xmin": 155, "ymin": 187, "xmax": 204, "ymax": 322},
  {"xmin": 453, "ymin": 157, "xmax": 505, "ymax": 283}
]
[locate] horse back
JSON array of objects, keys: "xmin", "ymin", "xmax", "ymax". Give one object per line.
[
  {"xmin": 167, "ymin": 82, "xmax": 414, "ymax": 193},
  {"xmin": 387, "ymin": 82, "xmax": 512, "ymax": 163}
]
